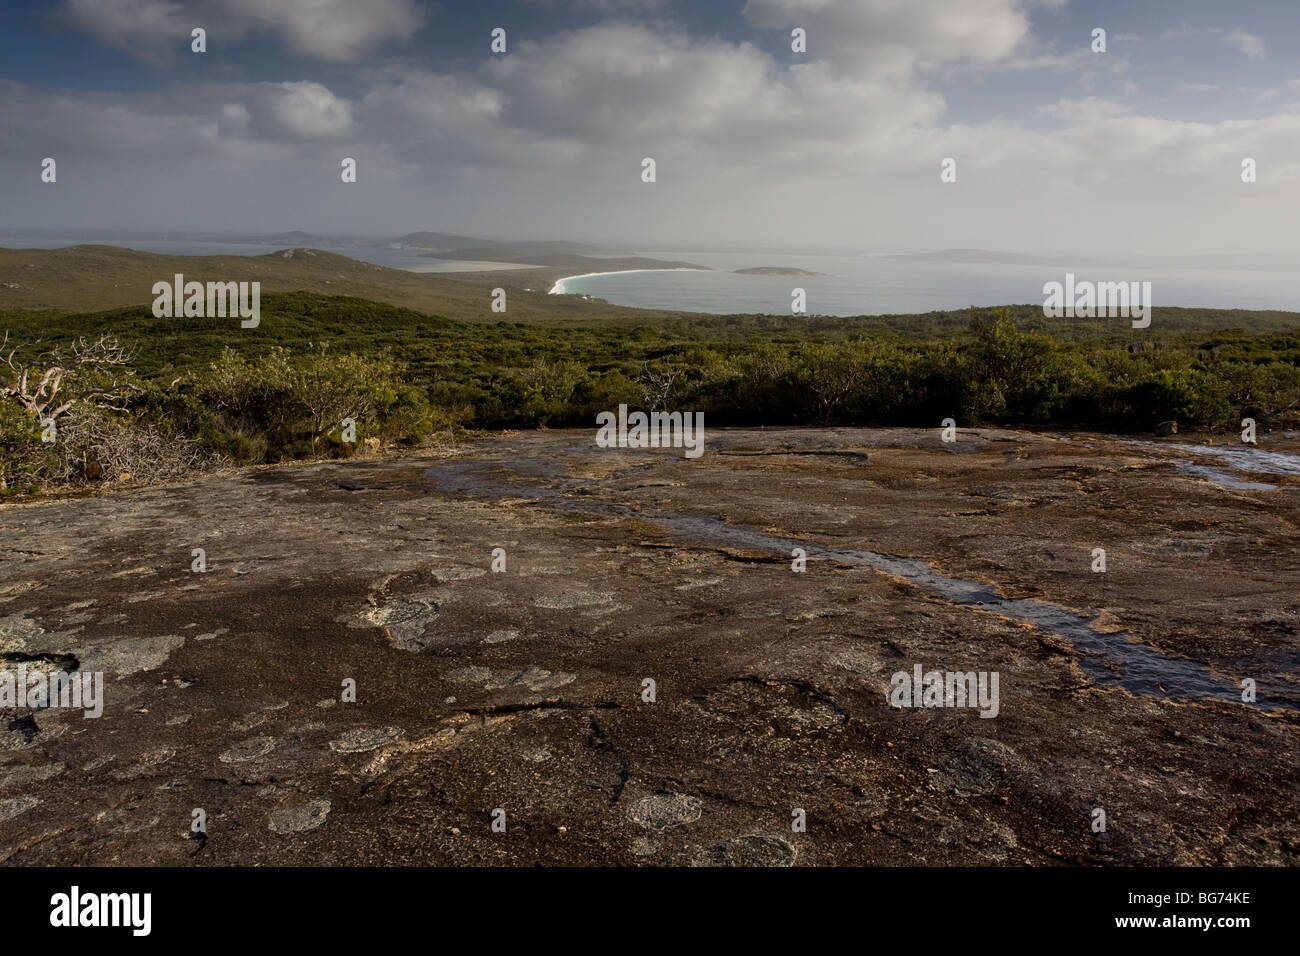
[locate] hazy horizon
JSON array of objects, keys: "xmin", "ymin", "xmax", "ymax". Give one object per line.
[{"xmin": 6, "ymin": 228, "xmax": 1300, "ymax": 275}]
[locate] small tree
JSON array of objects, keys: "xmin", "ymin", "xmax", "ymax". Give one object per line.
[
  {"xmin": 292, "ymin": 344, "xmax": 398, "ymax": 449},
  {"xmin": 636, "ymin": 361, "xmax": 677, "ymax": 411},
  {"xmin": 964, "ymin": 309, "xmax": 1051, "ymax": 420},
  {"xmin": 801, "ymin": 343, "xmax": 865, "ymax": 422},
  {"xmin": 1, "ymin": 332, "xmax": 146, "ymax": 487},
  {"xmin": 1, "ymin": 331, "xmax": 140, "ymax": 423}
]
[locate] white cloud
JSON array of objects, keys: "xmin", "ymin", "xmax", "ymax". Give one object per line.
[
  {"xmin": 490, "ymin": 25, "xmax": 785, "ymax": 146},
  {"xmin": 1223, "ymin": 29, "xmax": 1265, "ymax": 59},
  {"xmin": 58, "ymin": 0, "xmax": 424, "ymax": 61},
  {"xmin": 1159, "ymin": 26, "xmax": 1264, "ymax": 60},
  {"xmin": 1037, "ymin": 97, "xmax": 1128, "ymax": 123},
  {"xmin": 251, "ymin": 81, "xmax": 355, "ymax": 139},
  {"xmin": 15, "ymin": 2, "xmax": 1300, "ymax": 254},
  {"xmin": 524, "ymin": 0, "xmax": 670, "ymax": 11},
  {"xmin": 58, "ymin": 0, "xmax": 188, "ymax": 48},
  {"xmin": 742, "ymin": 0, "xmax": 1048, "ymax": 78},
  {"xmin": 223, "ymin": 0, "xmax": 424, "ymax": 61}
]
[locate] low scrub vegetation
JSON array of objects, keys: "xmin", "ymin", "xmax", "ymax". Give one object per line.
[{"xmin": 2, "ymin": 293, "xmax": 1297, "ymax": 494}]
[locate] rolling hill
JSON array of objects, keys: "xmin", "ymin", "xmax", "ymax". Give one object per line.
[{"xmin": 0, "ymin": 245, "xmax": 686, "ymax": 323}]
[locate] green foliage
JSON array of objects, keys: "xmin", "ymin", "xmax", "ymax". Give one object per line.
[
  {"xmin": 185, "ymin": 344, "xmax": 426, "ymax": 462},
  {"xmin": 0, "ymin": 400, "xmax": 48, "ymax": 493},
  {"xmin": 2, "ymin": 293, "xmax": 1298, "ymax": 491}
]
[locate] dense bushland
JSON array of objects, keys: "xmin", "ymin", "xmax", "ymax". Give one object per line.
[{"xmin": 2, "ymin": 293, "xmax": 1298, "ymax": 492}]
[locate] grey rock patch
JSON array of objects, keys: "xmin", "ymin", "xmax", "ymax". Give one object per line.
[
  {"xmin": 194, "ymin": 628, "xmax": 228, "ymax": 641},
  {"xmin": 77, "ymin": 633, "xmax": 184, "ymax": 675},
  {"xmin": 0, "ymin": 612, "xmax": 44, "ymax": 651},
  {"xmin": 111, "ymin": 748, "xmax": 176, "ymax": 780},
  {"xmin": 691, "ymin": 834, "xmax": 798, "ymax": 867},
  {"xmin": 431, "ymin": 566, "xmax": 487, "ymax": 583},
  {"xmin": 929, "ymin": 737, "xmax": 1017, "ymax": 797},
  {"xmin": 940, "ymin": 820, "xmax": 1020, "ymax": 861},
  {"xmin": 127, "ymin": 590, "xmax": 169, "ymax": 604},
  {"xmin": 627, "ymin": 792, "xmax": 702, "ymax": 831},
  {"xmin": 535, "ymin": 592, "xmax": 612, "ymax": 609},
  {"xmin": 784, "ymin": 699, "xmax": 845, "ymax": 733},
  {"xmin": 361, "ymin": 599, "xmax": 439, "ymax": 651},
  {"xmin": 165, "ymin": 714, "xmax": 192, "ymax": 726},
  {"xmin": 269, "ymin": 799, "xmax": 331, "ymax": 834},
  {"xmin": 706, "ymin": 679, "xmax": 846, "ymax": 735},
  {"xmin": 329, "ymin": 727, "xmax": 404, "ymax": 753},
  {"xmin": 1148, "ymin": 539, "xmax": 1213, "ymax": 558},
  {"xmin": 446, "ymin": 666, "xmax": 492, "ymax": 684},
  {"xmin": 788, "ymin": 607, "xmax": 847, "ymax": 622},
  {"xmin": 631, "ymin": 837, "xmax": 660, "ymax": 856},
  {"xmin": 828, "ymin": 649, "xmax": 881, "ymax": 674},
  {"xmin": 219, "ymin": 737, "xmax": 277, "ymax": 763},
  {"xmin": 674, "ymin": 576, "xmax": 725, "ymax": 591},
  {"xmin": 111, "ymin": 566, "xmax": 156, "ymax": 579},
  {"xmin": 585, "ymin": 602, "xmax": 631, "ymax": 616},
  {"xmin": 111, "ymin": 816, "xmax": 160, "ymax": 835},
  {"xmin": 231, "ymin": 711, "xmax": 269, "ymax": 731},
  {"xmin": 0, "ymin": 582, "xmax": 42, "ymax": 603},
  {"xmin": 0, "ymin": 761, "xmax": 64, "ymax": 789},
  {"xmin": 0, "ymin": 716, "xmax": 66, "ymax": 751},
  {"xmin": 483, "ymin": 666, "xmax": 576, "ymax": 692},
  {"xmin": 0, "ymin": 795, "xmax": 41, "ymax": 823},
  {"xmin": 483, "ymin": 629, "xmax": 519, "ymax": 645}
]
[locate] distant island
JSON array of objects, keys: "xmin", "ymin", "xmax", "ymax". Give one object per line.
[{"xmin": 734, "ymin": 266, "xmax": 823, "ymax": 276}]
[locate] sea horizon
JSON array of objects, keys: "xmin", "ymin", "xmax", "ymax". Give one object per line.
[
  {"xmin": 5, "ymin": 235, "xmax": 1297, "ymax": 318},
  {"xmin": 549, "ymin": 249, "xmax": 1300, "ymax": 316}
]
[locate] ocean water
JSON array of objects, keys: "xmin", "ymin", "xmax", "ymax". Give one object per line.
[
  {"xmin": 553, "ymin": 251, "xmax": 1300, "ymax": 316},
  {"xmin": 6, "ymin": 236, "xmax": 1297, "ymax": 316}
]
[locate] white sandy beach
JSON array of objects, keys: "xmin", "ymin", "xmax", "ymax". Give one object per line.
[{"xmin": 548, "ymin": 267, "xmax": 708, "ymax": 294}]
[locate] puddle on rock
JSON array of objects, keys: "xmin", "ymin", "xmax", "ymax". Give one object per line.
[
  {"xmin": 425, "ymin": 452, "xmax": 1296, "ymax": 711},
  {"xmin": 1129, "ymin": 440, "xmax": 1300, "ymax": 491}
]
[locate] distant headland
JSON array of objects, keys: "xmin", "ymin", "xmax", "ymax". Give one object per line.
[{"xmin": 733, "ymin": 266, "xmax": 823, "ymax": 276}]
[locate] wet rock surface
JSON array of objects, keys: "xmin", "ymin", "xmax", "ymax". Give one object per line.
[{"xmin": 0, "ymin": 427, "xmax": 1296, "ymax": 865}]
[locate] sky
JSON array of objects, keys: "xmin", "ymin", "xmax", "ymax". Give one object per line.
[{"xmin": 2, "ymin": 0, "xmax": 1299, "ymax": 256}]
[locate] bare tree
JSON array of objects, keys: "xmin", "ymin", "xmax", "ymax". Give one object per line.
[
  {"xmin": 1, "ymin": 331, "xmax": 140, "ymax": 422},
  {"xmin": 636, "ymin": 361, "xmax": 676, "ymax": 411}
]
